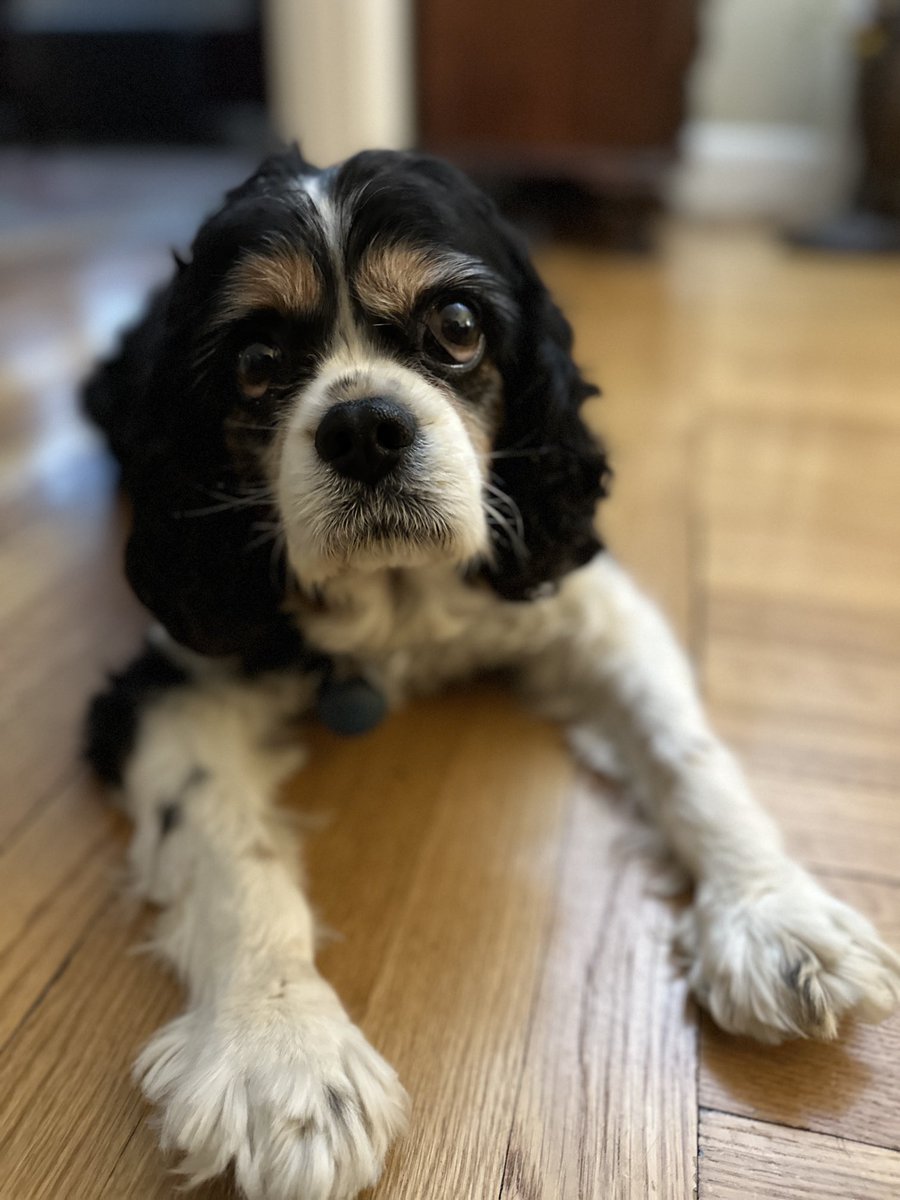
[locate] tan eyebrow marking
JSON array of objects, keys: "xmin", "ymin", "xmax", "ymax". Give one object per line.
[
  {"xmin": 354, "ymin": 243, "xmax": 490, "ymax": 319},
  {"xmin": 215, "ymin": 249, "xmax": 322, "ymax": 324}
]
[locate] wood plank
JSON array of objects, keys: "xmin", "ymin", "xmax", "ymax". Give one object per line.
[
  {"xmin": 700, "ymin": 876, "xmax": 900, "ymax": 1150},
  {"xmin": 498, "ymin": 781, "xmax": 698, "ymax": 1200},
  {"xmin": 302, "ymin": 688, "xmax": 489, "ymax": 1016},
  {"xmin": 744, "ymin": 769, "xmax": 900, "ymax": 883},
  {"xmin": 707, "ymin": 634, "xmax": 900, "ymax": 741},
  {"xmin": 700, "ymin": 411, "xmax": 900, "ymax": 864},
  {"xmin": 708, "ymin": 592, "xmax": 900, "ymax": 660},
  {"xmin": 701, "ymin": 417, "xmax": 900, "ymax": 614},
  {"xmin": 0, "ymin": 773, "xmax": 126, "ymax": 1049},
  {"xmin": 0, "ymin": 551, "xmax": 144, "ymax": 844},
  {"xmin": 0, "ymin": 898, "xmax": 178, "ymax": 1200},
  {"xmin": 699, "ymin": 1109, "xmax": 900, "ymax": 1200},
  {"xmin": 707, "ymin": 627, "xmax": 900, "ymax": 806},
  {"xmin": 357, "ymin": 701, "xmax": 577, "ymax": 1200},
  {"xmin": 665, "ymin": 225, "xmax": 900, "ymax": 432}
]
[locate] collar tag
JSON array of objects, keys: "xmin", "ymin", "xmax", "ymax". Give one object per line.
[{"xmin": 316, "ymin": 675, "xmax": 387, "ymax": 736}]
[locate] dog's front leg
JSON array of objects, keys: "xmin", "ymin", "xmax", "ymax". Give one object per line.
[
  {"xmin": 520, "ymin": 556, "xmax": 900, "ymax": 1042},
  {"xmin": 89, "ymin": 648, "xmax": 407, "ymax": 1200}
]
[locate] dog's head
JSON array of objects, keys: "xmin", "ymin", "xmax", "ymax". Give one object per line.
[{"xmin": 90, "ymin": 148, "xmax": 610, "ymax": 655}]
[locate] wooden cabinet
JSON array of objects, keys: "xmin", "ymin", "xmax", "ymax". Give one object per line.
[{"xmin": 417, "ymin": 0, "xmax": 699, "ymax": 237}]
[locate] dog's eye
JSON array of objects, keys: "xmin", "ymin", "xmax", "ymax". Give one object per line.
[
  {"xmin": 237, "ymin": 343, "xmax": 281, "ymax": 399},
  {"xmin": 423, "ymin": 301, "xmax": 484, "ymax": 369}
]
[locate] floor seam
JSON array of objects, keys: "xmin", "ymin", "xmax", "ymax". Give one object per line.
[{"xmin": 698, "ymin": 1105, "xmax": 900, "ymax": 1155}]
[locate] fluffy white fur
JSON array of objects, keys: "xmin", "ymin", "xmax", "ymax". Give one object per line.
[
  {"xmin": 120, "ymin": 555, "xmax": 900, "ymax": 1200},
  {"xmin": 124, "ymin": 670, "xmax": 407, "ymax": 1199}
]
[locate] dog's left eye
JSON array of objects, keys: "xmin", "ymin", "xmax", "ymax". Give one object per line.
[
  {"xmin": 237, "ymin": 343, "xmax": 282, "ymax": 399},
  {"xmin": 423, "ymin": 301, "xmax": 484, "ymax": 369}
]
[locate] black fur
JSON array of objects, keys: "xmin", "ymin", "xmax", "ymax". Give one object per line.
[
  {"xmin": 84, "ymin": 644, "xmax": 188, "ymax": 787},
  {"xmin": 82, "ymin": 147, "xmax": 610, "ymax": 656},
  {"xmin": 159, "ymin": 801, "xmax": 182, "ymax": 838},
  {"xmin": 156, "ymin": 767, "xmax": 209, "ymax": 837},
  {"xmin": 483, "ymin": 267, "xmax": 610, "ymax": 598}
]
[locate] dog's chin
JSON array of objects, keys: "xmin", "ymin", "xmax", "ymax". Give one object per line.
[{"xmin": 284, "ymin": 488, "xmax": 490, "ymax": 585}]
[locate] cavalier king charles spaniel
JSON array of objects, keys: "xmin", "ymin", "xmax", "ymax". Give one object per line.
[{"xmin": 83, "ymin": 147, "xmax": 899, "ymax": 1200}]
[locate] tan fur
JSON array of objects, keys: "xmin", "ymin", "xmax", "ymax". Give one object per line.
[
  {"xmin": 217, "ymin": 249, "xmax": 322, "ymax": 323},
  {"xmin": 354, "ymin": 243, "xmax": 481, "ymax": 319},
  {"xmin": 351, "ymin": 243, "xmax": 504, "ymax": 454}
]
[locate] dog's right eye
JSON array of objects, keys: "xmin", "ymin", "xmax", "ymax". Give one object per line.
[
  {"xmin": 237, "ymin": 343, "xmax": 281, "ymax": 400},
  {"xmin": 421, "ymin": 300, "xmax": 484, "ymax": 371}
]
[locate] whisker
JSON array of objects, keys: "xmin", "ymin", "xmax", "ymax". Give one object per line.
[
  {"xmin": 482, "ymin": 476, "xmax": 528, "ymax": 563},
  {"xmin": 229, "ymin": 420, "xmax": 280, "ymax": 435},
  {"xmin": 484, "ymin": 477, "xmax": 526, "ymax": 542},
  {"xmin": 198, "ymin": 481, "xmax": 273, "ymax": 500},
  {"xmin": 483, "ymin": 502, "xmax": 526, "ymax": 562},
  {"xmin": 182, "ymin": 480, "xmax": 276, "ymax": 518},
  {"xmin": 486, "ymin": 446, "xmax": 554, "ymax": 461},
  {"xmin": 244, "ymin": 518, "xmax": 283, "ymax": 554},
  {"xmin": 182, "ymin": 499, "xmax": 266, "ymax": 517},
  {"xmin": 268, "ymin": 526, "xmax": 288, "ymax": 587}
]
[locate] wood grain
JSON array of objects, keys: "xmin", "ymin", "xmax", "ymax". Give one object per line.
[
  {"xmin": 744, "ymin": 768, "xmax": 900, "ymax": 881},
  {"xmin": 360, "ymin": 703, "xmax": 576, "ymax": 1200},
  {"xmin": 0, "ymin": 899, "xmax": 178, "ymax": 1200},
  {"xmin": 699, "ymin": 1110, "xmax": 900, "ymax": 1199},
  {"xmin": 0, "ymin": 773, "xmax": 124, "ymax": 1048},
  {"xmin": 1, "ymin": 171, "xmax": 899, "ymax": 1199},
  {"xmin": 498, "ymin": 782, "xmax": 698, "ymax": 1200}
]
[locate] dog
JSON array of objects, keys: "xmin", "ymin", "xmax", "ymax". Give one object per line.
[{"xmin": 82, "ymin": 147, "xmax": 900, "ymax": 1200}]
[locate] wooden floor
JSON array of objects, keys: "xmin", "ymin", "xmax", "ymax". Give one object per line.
[{"xmin": 1, "ymin": 163, "xmax": 899, "ymax": 1198}]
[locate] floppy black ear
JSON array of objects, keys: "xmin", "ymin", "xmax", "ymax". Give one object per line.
[
  {"xmin": 83, "ymin": 265, "xmax": 287, "ymax": 658},
  {"xmin": 485, "ymin": 238, "xmax": 611, "ymax": 600}
]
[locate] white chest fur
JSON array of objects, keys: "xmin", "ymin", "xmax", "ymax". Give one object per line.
[{"xmin": 295, "ymin": 563, "xmax": 556, "ymax": 702}]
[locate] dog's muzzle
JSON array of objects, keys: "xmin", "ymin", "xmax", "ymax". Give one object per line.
[{"xmin": 314, "ymin": 397, "xmax": 418, "ymax": 487}]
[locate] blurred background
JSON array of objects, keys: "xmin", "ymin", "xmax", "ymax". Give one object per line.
[
  {"xmin": 1, "ymin": 0, "xmax": 899, "ymax": 259},
  {"xmin": 3, "ymin": 10, "xmax": 900, "ymax": 1197}
]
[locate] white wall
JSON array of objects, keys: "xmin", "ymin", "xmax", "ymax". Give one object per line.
[
  {"xmin": 672, "ymin": 0, "xmax": 873, "ymax": 220},
  {"xmin": 264, "ymin": 0, "xmax": 414, "ymax": 168}
]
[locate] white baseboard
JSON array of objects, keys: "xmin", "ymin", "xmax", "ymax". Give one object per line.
[{"xmin": 669, "ymin": 120, "xmax": 857, "ymax": 222}]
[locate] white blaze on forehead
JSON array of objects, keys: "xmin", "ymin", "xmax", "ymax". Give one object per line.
[
  {"xmin": 297, "ymin": 169, "xmax": 328, "ymax": 203},
  {"xmin": 295, "ymin": 167, "xmax": 373, "ymax": 360}
]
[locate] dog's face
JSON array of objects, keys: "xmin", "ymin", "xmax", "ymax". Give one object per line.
[
  {"xmin": 205, "ymin": 156, "xmax": 524, "ymax": 584},
  {"xmin": 99, "ymin": 149, "xmax": 609, "ymax": 655}
]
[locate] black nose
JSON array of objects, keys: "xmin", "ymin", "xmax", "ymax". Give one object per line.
[{"xmin": 314, "ymin": 398, "xmax": 417, "ymax": 486}]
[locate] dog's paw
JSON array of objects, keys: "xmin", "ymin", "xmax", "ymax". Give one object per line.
[
  {"xmin": 135, "ymin": 967, "xmax": 408, "ymax": 1200},
  {"xmin": 679, "ymin": 866, "xmax": 900, "ymax": 1043}
]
